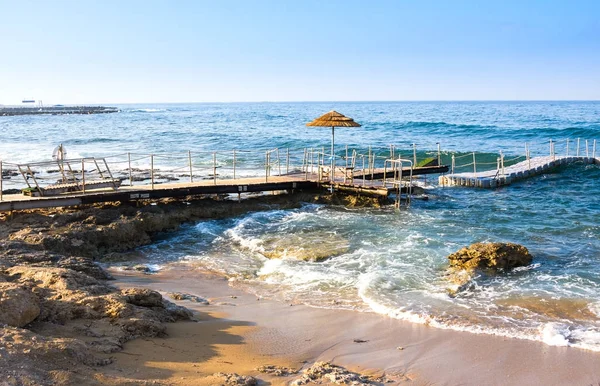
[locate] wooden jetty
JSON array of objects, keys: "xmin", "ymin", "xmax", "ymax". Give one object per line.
[
  {"xmin": 0, "ymin": 147, "xmax": 449, "ymax": 212},
  {"xmin": 440, "ymin": 155, "xmax": 599, "ymax": 188}
]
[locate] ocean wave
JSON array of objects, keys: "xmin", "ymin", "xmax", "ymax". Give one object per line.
[{"xmin": 128, "ymin": 108, "xmax": 167, "ymax": 113}]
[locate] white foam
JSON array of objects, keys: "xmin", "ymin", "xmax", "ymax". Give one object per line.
[{"xmin": 540, "ymin": 323, "xmax": 570, "ymax": 347}]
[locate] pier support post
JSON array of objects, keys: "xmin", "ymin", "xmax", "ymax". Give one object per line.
[
  {"xmin": 188, "ymin": 151, "xmax": 193, "ymax": 183},
  {"xmin": 150, "ymin": 155, "xmax": 154, "ymax": 190},
  {"xmin": 128, "ymin": 152, "xmax": 133, "ymax": 186}
]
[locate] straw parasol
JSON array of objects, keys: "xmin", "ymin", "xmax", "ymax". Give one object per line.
[{"xmin": 306, "ymin": 111, "xmax": 361, "ymax": 183}]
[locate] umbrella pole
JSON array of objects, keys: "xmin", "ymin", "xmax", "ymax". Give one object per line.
[{"xmin": 331, "ymin": 127, "xmax": 335, "ymax": 185}]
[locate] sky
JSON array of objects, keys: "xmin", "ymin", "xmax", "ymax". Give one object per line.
[{"xmin": 0, "ymin": 0, "xmax": 599, "ymax": 104}]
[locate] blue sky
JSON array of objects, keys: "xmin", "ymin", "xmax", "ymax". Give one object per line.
[{"xmin": 1, "ymin": 0, "xmax": 599, "ymax": 104}]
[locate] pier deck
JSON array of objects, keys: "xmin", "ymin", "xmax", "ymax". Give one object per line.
[
  {"xmin": 440, "ymin": 156, "xmax": 599, "ymax": 188},
  {"xmin": 0, "ymin": 170, "xmax": 423, "ymax": 212}
]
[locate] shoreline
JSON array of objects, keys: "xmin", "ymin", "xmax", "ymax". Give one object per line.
[{"xmin": 107, "ymin": 266, "xmax": 600, "ymax": 385}]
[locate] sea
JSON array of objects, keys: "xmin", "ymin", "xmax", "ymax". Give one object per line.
[{"xmin": 1, "ymin": 101, "xmax": 599, "ymax": 350}]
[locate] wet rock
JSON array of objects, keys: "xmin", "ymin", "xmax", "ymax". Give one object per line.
[
  {"xmin": 167, "ymin": 292, "xmax": 210, "ymax": 304},
  {"xmin": 0, "ymin": 283, "xmax": 40, "ymax": 327},
  {"xmin": 447, "ymin": 242, "xmax": 533, "ymax": 271},
  {"xmin": 261, "ymin": 233, "xmax": 350, "ymax": 262},
  {"xmin": 213, "ymin": 372, "xmax": 258, "ymax": 385},
  {"xmin": 291, "ymin": 361, "xmax": 371, "ymax": 385}
]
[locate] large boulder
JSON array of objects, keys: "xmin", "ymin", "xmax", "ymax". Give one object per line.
[
  {"xmin": 447, "ymin": 242, "xmax": 533, "ymax": 271},
  {"xmin": 0, "ymin": 283, "xmax": 40, "ymax": 327}
]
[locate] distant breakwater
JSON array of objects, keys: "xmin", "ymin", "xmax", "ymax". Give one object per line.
[{"xmin": 0, "ymin": 106, "xmax": 119, "ymax": 116}]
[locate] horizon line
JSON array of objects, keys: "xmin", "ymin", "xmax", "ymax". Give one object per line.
[{"xmin": 3, "ymin": 99, "xmax": 599, "ymax": 106}]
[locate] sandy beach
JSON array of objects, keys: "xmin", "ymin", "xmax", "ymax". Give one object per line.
[{"xmin": 104, "ymin": 266, "xmax": 600, "ymax": 385}]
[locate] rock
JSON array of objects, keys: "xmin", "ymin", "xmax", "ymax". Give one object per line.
[
  {"xmin": 6, "ymin": 266, "xmax": 107, "ymax": 294},
  {"xmin": 162, "ymin": 301, "xmax": 194, "ymax": 321},
  {"xmin": 213, "ymin": 372, "xmax": 258, "ymax": 385},
  {"xmin": 121, "ymin": 288, "xmax": 164, "ymax": 308},
  {"xmin": 291, "ymin": 361, "xmax": 370, "ymax": 385},
  {"xmin": 0, "ymin": 283, "xmax": 40, "ymax": 327},
  {"xmin": 256, "ymin": 365, "xmax": 297, "ymax": 376},
  {"xmin": 167, "ymin": 292, "xmax": 210, "ymax": 304},
  {"xmin": 260, "ymin": 233, "xmax": 350, "ymax": 262},
  {"xmin": 117, "ymin": 317, "xmax": 167, "ymax": 339},
  {"xmin": 55, "ymin": 257, "xmax": 113, "ymax": 280},
  {"xmin": 447, "ymin": 242, "xmax": 533, "ymax": 271}
]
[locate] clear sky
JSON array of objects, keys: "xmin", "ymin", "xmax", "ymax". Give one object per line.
[{"xmin": 1, "ymin": 0, "xmax": 599, "ymax": 104}]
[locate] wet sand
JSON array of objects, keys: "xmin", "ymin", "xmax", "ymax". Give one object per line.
[{"xmin": 106, "ymin": 266, "xmax": 600, "ymax": 385}]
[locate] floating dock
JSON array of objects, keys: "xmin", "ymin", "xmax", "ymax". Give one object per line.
[{"xmin": 440, "ymin": 156, "xmax": 599, "ymax": 188}]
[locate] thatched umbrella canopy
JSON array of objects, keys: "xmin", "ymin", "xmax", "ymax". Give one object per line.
[{"xmin": 306, "ymin": 111, "xmax": 361, "ymax": 182}]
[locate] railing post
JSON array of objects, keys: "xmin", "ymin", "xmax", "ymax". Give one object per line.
[
  {"xmin": 81, "ymin": 159, "xmax": 86, "ymax": 193},
  {"xmin": 233, "ymin": 149, "xmax": 237, "ymax": 180},
  {"xmin": 501, "ymin": 151, "xmax": 505, "ymax": 175},
  {"xmin": 437, "ymin": 142, "xmax": 441, "ymax": 165},
  {"xmin": 566, "ymin": 138, "xmax": 570, "ymax": 156},
  {"xmin": 128, "ymin": 152, "xmax": 133, "ymax": 186},
  {"xmin": 549, "ymin": 139, "xmax": 553, "ymax": 158},
  {"xmin": 213, "ymin": 152, "xmax": 217, "ymax": 185},
  {"xmin": 451, "ymin": 154, "xmax": 455, "ymax": 174},
  {"xmin": 413, "ymin": 143, "xmax": 417, "ymax": 165},
  {"xmin": 150, "ymin": 154, "xmax": 154, "ymax": 190},
  {"xmin": 362, "ymin": 156, "xmax": 366, "ymax": 186},
  {"xmin": 188, "ymin": 150, "xmax": 193, "ymax": 183},
  {"xmin": 497, "ymin": 157, "xmax": 500, "ymax": 172},
  {"xmin": 368, "ymin": 146, "xmax": 372, "ymax": 176},
  {"xmin": 0, "ymin": 160, "xmax": 3, "ymax": 202},
  {"xmin": 577, "ymin": 138, "xmax": 580, "ymax": 156},
  {"xmin": 277, "ymin": 148, "xmax": 281, "ymax": 175},
  {"xmin": 586, "ymin": 140, "xmax": 589, "ymax": 157},
  {"xmin": 593, "ymin": 140, "xmax": 597, "ymax": 159},
  {"xmin": 346, "ymin": 145, "xmax": 349, "ymax": 169},
  {"xmin": 472, "ymin": 152, "xmax": 477, "ymax": 173},
  {"xmin": 265, "ymin": 151, "xmax": 269, "ymax": 183},
  {"xmin": 286, "ymin": 147, "xmax": 290, "ymax": 174}
]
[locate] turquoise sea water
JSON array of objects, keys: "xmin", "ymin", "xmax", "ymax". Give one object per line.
[{"xmin": 1, "ymin": 101, "xmax": 599, "ymax": 350}]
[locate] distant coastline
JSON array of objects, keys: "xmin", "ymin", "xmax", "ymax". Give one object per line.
[{"xmin": 0, "ymin": 105, "xmax": 118, "ymax": 116}]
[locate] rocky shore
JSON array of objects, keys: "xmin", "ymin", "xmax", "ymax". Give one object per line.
[{"xmin": 0, "ymin": 193, "xmax": 390, "ymax": 385}]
